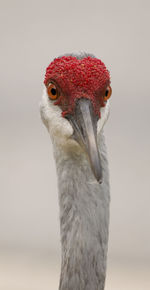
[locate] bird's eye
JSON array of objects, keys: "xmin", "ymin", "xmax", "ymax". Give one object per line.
[
  {"xmin": 47, "ymin": 83, "xmax": 59, "ymax": 100},
  {"xmin": 104, "ymin": 86, "xmax": 112, "ymax": 101}
]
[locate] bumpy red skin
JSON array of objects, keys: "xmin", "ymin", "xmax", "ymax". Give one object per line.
[{"xmin": 44, "ymin": 56, "xmax": 110, "ymax": 118}]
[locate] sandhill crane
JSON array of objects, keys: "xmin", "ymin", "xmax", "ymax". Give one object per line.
[{"xmin": 40, "ymin": 53, "xmax": 112, "ymax": 290}]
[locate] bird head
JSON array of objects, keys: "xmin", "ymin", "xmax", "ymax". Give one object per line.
[{"xmin": 40, "ymin": 54, "xmax": 112, "ymax": 183}]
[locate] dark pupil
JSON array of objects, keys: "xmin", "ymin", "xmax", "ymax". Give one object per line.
[
  {"xmin": 105, "ymin": 89, "xmax": 109, "ymax": 97},
  {"xmin": 51, "ymin": 88, "xmax": 56, "ymax": 95}
]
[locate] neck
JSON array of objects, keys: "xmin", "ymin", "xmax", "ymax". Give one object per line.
[{"xmin": 53, "ymin": 131, "xmax": 110, "ymax": 290}]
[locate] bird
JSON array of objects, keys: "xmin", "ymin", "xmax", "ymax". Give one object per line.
[{"xmin": 40, "ymin": 53, "xmax": 112, "ymax": 290}]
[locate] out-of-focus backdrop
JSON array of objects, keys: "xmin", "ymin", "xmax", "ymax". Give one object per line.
[{"xmin": 0, "ymin": 0, "xmax": 150, "ymax": 289}]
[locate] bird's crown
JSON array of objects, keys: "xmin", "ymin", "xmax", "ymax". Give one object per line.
[{"xmin": 44, "ymin": 55, "xmax": 111, "ymax": 117}]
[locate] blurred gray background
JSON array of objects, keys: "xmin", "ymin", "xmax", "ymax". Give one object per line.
[{"xmin": 0, "ymin": 0, "xmax": 150, "ymax": 289}]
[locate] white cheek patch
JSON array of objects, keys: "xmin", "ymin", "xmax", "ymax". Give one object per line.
[
  {"xmin": 40, "ymin": 88, "xmax": 110, "ymax": 145},
  {"xmin": 40, "ymin": 88, "xmax": 73, "ymax": 141},
  {"xmin": 97, "ymin": 101, "xmax": 110, "ymax": 134}
]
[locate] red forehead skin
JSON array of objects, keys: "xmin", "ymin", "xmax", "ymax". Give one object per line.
[{"xmin": 44, "ymin": 56, "xmax": 110, "ymax": 117}]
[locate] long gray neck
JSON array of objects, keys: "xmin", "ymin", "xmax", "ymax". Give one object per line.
[{"xmin": 53, "ymin": 132, "xmax": 110, "ymax": 290}]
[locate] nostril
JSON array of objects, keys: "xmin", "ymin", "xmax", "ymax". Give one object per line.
[{"xmin": 80, "ymin": 125, "xmax": 84, "ymax": 138}]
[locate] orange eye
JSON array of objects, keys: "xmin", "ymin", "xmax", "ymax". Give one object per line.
[
  {"xmin": 47, "ymin": 83, "xmax": 59, "ymax": 100},
  {"xmin": 104, "ymin": 86, "xmax": 112, "ymax": 101}
]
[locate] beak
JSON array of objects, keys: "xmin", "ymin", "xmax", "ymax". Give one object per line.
[{"xmin": 66, "ymin": 98, "xmax": 102, "ymax": 183}]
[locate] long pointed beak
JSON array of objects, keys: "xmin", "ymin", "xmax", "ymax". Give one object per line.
[{"xmin": 66, "ymin": 98, "xmax": 102, "ymax": 183}]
